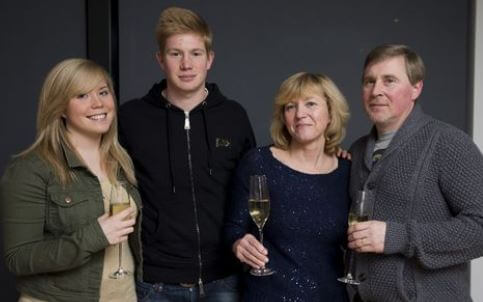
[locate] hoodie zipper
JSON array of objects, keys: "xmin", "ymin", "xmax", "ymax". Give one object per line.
[{"xmin": 184, "ymin": 111, "xmax": 205, "ymax": 297}]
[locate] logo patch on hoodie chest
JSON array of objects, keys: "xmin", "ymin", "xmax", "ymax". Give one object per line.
[{"xmin": 215, "ymin": 137, "xmax": 231, "ymax": 148}]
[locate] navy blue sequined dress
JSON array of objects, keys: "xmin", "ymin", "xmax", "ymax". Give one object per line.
[{"xmin": 225, "ymin": 146, "xmax": 350, "ymax": 301}]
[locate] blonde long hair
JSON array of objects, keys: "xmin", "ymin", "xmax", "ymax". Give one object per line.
[{"xmin": 19, "ymin": 58, "xmax": 136, "ymax": 186}]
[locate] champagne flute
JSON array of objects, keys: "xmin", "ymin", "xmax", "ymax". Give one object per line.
[
  {"xmin": 248, "ymin": 175, "xmax": 275, "ymax": 276},
  {"xmin": 338, "ymin": 190, "xmax": 370, "ymax": 285},
  {"xmin": 109, "ymin": 181, "xmax": 131, "ymax": 279}
]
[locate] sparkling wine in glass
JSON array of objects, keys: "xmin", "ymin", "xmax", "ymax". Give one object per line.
[
  {"xmin": 248, "ymin": 175, "xmax": 275, "ymax": 276},
  {"xmin": 109, "ymin": 182, "xmax": 131, "ymax": 279},
  {"xmin": 338, "ymin": 190, "xmax": 370, "ymax": 285}
]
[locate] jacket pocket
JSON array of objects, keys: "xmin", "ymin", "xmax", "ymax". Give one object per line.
[{"xmin": 46, "ymin": 191, "xmax": 94, "ymax": 234}]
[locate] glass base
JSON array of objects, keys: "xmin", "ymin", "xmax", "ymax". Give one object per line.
[
  {"xmin": 337, "ymin": 275, "xmax": 361, "ymax": 285},
  {"xmin": 250, "ymin": 267, "xmax": 275, "ymax": 276},
  {"xmin": 110, "ymin": 268, "xmax": 129, "ymax": 279}
]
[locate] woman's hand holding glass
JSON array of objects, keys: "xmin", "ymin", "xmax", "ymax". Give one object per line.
[
  {"xmin": 98, "ymin": 207, "xmax": 136, "ymax": 245},
  {"xmin": 232, "ymin": 234, "xmax": 269, "ymax": 270}
]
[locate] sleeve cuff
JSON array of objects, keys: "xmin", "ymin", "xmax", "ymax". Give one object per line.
[
  {"xmin": 384, "ymin": 221, "xmax": 409, "ymax": 255},
  {"xmin": 77, "ymin": 220, "xmax": 110, "ymax": 253}
]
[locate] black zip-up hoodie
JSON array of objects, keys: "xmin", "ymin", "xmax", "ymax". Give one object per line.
[{"xmin": 119, "ymin": 80, "xmax": 256, "ymax": 285}]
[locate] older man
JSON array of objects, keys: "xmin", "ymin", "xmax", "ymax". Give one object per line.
[{"xmin": 348, "ymin": 44, "xmax": 483, "ymax": 301}]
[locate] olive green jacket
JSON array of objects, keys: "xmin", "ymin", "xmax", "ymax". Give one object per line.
[{"xmin": 1, "ymin": 147, "xmax": 143, "ymax": 302}]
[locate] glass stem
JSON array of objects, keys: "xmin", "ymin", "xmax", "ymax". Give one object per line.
[
  {"xmin": 118, "ymin": 242, "xmax": 123, "ymax": 269},
  {"xmin": 346, "ymin": 250, "xmax": 355, "ymax": 278},
  {"xmin": 258, "ymin": 227, "xmax": 265, "ymax": 270}
]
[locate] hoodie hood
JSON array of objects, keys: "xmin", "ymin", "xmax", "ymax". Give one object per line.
[{"xmin": 143, "ymin": 79, "xmax": 226, "ymax": 111}]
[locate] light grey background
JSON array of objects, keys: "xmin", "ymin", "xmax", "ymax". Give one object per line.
[{"xmin": 471, "ymin": 0, "xmax": 483, "ymax": 299}]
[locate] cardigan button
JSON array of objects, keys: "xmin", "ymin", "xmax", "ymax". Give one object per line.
[{"xmin": 65, "ymin": 197, "xmax": 72, "ymax": 204}]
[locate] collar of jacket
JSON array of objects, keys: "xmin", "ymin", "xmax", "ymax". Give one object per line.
[
  {"xmin": 60, "ymin": 143, "xmax": 85, "ymax": 169},
  {"xmin": 363, "ymin": 103, "xmax": 431, "ymax": 170}
]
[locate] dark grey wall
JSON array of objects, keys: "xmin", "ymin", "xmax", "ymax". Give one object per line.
[
  {"xmin": 0, "ymin": 1, "xmax": 86, "ymax": 300},
  {"xmin": 119, "ymin": 0, "xmax": 471, "ymax": 147},
  {"xmin": 0, "ymin": 0, "xmax": 471, "ymax": 300}
]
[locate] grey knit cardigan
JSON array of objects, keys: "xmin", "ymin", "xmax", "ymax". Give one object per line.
[{"xmin": 349, "ymin": 104, "xmax": 483, "ymax": 302}]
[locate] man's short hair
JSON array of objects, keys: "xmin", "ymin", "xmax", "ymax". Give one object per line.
[
  {"xmin": 155, "ymin": 7, "xmax": 213, "ymax": 53},
  {"xmin": 363, "ymin": 44, "xmax": 425, "ymax": 85}
]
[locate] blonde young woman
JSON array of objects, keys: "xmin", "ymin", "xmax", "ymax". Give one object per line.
[
  {"xmin": 1, "ymin": 59, "xmax": 141, "ymax": 302},
  {"xmin": 225, "ymin": 72, "xmax": 351, "ymax": 301}
]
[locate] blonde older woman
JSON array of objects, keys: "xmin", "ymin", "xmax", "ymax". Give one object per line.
[
  {"xmin": 225, "ymin": 72, "xmax": 351, "ymax": 301},
  {"xmin": 1, "ymin": 59, "xmax": 141, "ymax": 302}
]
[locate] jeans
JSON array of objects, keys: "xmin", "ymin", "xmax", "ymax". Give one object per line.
[{"xmin": 136, "ymin": 274, "xmax": 240, "ymax": 302}]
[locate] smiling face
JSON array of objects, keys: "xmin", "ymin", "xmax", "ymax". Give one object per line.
[
  {"xmin": 283, "ymin": 95, "xmax": 331, "ymax": 147},
  {"xmin": 64, "ymin": 81, "xmax": 115, "ymax": 142},
  {"xmin": 157, "ymin": 32, "xmax": 214, "ymax": 97},
  {"xmin": 362, "ymin": 56, "xmax": 423, "ymax": 134}
]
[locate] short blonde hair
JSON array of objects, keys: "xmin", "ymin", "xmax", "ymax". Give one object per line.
[
  {"xmin": 155, "ymin": 7, "xmax": 213, "ymax": 53},
  {"xmin": 19, "ymin": 58, "xmax": 136, "ymax": 186},
  {"xmin": 270, "ymin": 72, "xmax": 350, "ymax": 155}
]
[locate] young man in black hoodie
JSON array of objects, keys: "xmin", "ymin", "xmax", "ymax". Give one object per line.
[{"xmin": 119, "ymin": 6, "xmax": 255, "ymax": 302}]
